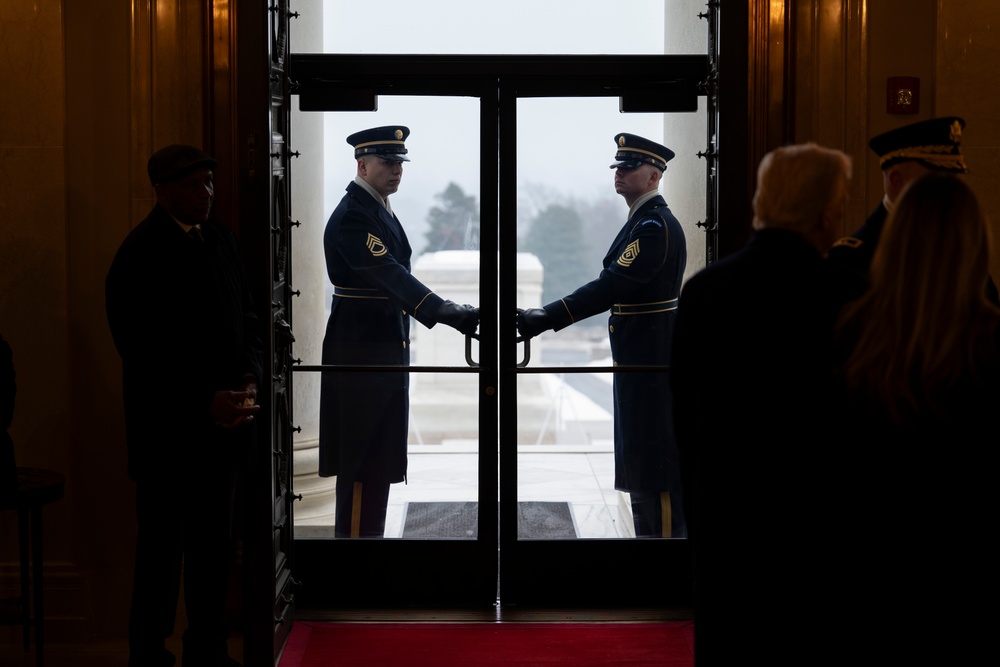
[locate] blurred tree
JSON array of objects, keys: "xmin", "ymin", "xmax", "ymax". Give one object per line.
[
  {"xmin": 523, "ymin": 204, "xmax": 594, "ymax": 310},
  {"xmin": 572, "ymin": 195, "xmax": 622, "ymax": 267},
  {"xmin": 424, "ymin": 182, "xmax": 480, "ymax": 251}
]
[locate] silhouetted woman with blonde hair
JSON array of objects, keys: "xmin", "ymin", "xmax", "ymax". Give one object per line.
[
  {"xmin": 835, "ymin": 172, "xmax": 998, "ymax": 663},
  {"xmin": 838, "ymin": 172, "xmax": 1000, "ymax": 431}
]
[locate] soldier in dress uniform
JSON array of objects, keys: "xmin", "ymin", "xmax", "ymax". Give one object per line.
[
  {"xmin": 320, "ymin": 126, "xmax": 479, "ymax": 538},
  {"xmin": 516, "ymin": 133, "xmax": 687, "ymax": 538},
  {"xmin": 827, "ymin": 116, "xmax": 968, "ymax": 276}
]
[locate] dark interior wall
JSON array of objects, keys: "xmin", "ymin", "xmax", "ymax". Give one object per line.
[
  {"xmin": 2, "ymin": 0, "xmax": 999, "ymax": 647},
  {"xmin": 935, "ymin": 2, "xmax": 1000, "ymax": 282},
  {"xmin": 1, "ymin": 0, "xmax": 206, "ymax": 643},
  {"xmin": 0, "ymin": 0, "xmax": 80, "ymax": 640},
  {"xmin": 865, "ymin": 0, "xmax": 937, "ymax": 213},
  {"xmin": 864, "ymin": 1, "xmax": 1000, "ymax": 278},
  {"xmin": 62, "ymin": 0, "xmax": 136, "ymax": 639}
]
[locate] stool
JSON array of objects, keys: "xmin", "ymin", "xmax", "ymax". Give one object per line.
[{"xmin": 1, "ymin": 467, "xmax": 65, "ymax": 667}]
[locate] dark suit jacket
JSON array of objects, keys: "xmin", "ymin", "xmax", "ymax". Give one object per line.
[
  {"xmin": 106, "ymin": 205, "xmax": 263, "ymax": 480},
  {"xmin": 671, "ymin": 228, "xmax": 865, "ymax": 664}
]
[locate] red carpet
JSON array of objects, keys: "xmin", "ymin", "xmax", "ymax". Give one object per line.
[{"xmin": 279, "ymin": 621, "xmax": 694, "ymax": 666}]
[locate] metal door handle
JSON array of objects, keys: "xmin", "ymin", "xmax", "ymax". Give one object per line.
[
  {"xmin": 515, "ymin": 309, "xmax": 531, "ymax": 368},
  {"xmin": 465, "ymin": 332, "xmax": 480, "ymax": 368},
  {"xmin": 516, "ymin": 334, "xmax": 531, "ymax": 368}
]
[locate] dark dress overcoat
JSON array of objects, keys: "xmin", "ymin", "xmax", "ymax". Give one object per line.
[
  {"xmin": 319, "ymin": 181, "xmax": 445, "ymax": 484},
  {"xmin": 541, "ymin": 195, "xmax": 687, "ymax": 494},
  {"xmin": 826, "ymin": 201, "xmax": 888, "ymax": 278},
  {"xmin": 828, "ymin": 200, "xmax": 1000, "ymax": 300}
]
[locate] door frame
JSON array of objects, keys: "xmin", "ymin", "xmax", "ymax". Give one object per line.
[
  {"xmin": 494, "ymin": 69, "xmax": 701, "ymax": 607},
  {"xmin": 292, "ymin": 68, "xmax": 501, "ymax": 608},
  {"xmin": 288, "ymin": 54, "xmax": 708, "ymax": 609}
]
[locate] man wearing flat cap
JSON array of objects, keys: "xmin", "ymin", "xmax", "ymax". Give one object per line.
[
  {"xmin": 107, "ymin": 144, "xmax": 263, "ymax": 667},
  {"xmin": 516, "ymin": 133, "xmax": 687, "ymax": 538},
  {"xmin": 320, "ymin": 126, "xmax": 479, "ymax": 538},
  {"xmin": 828, "ymin": 116, "xmax": 968, "ymax": 275}
]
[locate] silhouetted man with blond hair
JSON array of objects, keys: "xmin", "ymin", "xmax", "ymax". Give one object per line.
[{"xmin": 671, "ymin": 143, "xmax": 864, "ymax": 665}]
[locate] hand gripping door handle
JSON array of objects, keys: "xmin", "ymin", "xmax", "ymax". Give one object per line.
[{"xmin": 464, "ymin": 317, "xmax": 532, "ymax": 368}]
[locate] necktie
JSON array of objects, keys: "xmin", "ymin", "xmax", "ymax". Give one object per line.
[{"xmin": 188, "ymin": 226, "xmax": 204, "ymax": 242}]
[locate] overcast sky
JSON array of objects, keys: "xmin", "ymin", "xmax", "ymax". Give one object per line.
[{"xmin": 303, "ymin": 1, "xmax": 705, "ymax": 253}]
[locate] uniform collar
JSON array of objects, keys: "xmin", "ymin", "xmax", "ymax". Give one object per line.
[
  {"xmin": 627, "ymin": 190, "xmax": 662, "ymax": 220},
  {"xmin": 355, "ymin": 175, "xmax": 393, "ymax": 215}
]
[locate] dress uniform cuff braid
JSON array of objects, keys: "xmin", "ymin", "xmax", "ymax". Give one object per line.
[
  {"xmin": 559, "ymin": 299, "xmax": 575, "ymax": 324},
  {"xmin": 414, "ymin": 291, "xmax": 434, "ymax": 315}
]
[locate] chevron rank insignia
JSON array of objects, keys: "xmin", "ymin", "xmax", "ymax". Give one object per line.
[
  {"xmin": 617, "ymin": 240, "xmax": 640, "ymax": 267},
  {"xmin": 366, "ymin": 233, "xmax": 387, "ymax": 257}
]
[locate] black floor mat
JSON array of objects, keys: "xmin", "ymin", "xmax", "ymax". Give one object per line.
[{"xmin": 401, "ymin": 501, "xmax": 577, "ymax": 539}]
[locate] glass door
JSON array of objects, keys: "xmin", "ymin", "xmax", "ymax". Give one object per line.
[
  {"xmin": 288, "ymin": 55, "xmax": 706, "ymax": 608},
  {"xmin": 290, "ymin": 71, "xmax": 499, "ymax": 606},
  {"xmin": 498, "ymin": 77, "xmax": 703, "ymax": 607}
]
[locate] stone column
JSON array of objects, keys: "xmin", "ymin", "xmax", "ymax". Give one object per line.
[
  {"xmin": 663, "ymin": 0, "xmax": 709, "ymax": 280},
  {"xmin": 289, "ymin": 0, "xmax": 336, "ymax": 533}
]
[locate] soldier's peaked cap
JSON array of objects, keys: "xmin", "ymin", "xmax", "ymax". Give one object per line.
[
  {"xmin": 869, "ymin": 116, "xmax": 967, "ymax": 173},
  {"xmin": 609, "ymin": 133, "xmax": 674, "ymax": 171},
  {"xmin": 346, "ymin": 125, "xmax": 410, "ymax": 162}
]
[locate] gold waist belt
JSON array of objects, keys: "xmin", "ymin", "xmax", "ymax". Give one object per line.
[
  {"xmin": 611, "ymin": 298, "xmax": 678, "ymax": 316},
  {"xmin": 332, "ymin": 285, "xmax": 387, "ymax": 300}
]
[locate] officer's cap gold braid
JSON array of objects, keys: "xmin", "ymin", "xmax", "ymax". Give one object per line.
[
  {"xmin": 869, "ymin": 116, "xmax": 968, "ymax": 173},
  {"xmin": 609, "ymin": 133, "xmax": 675, "ymax": 171},
  {"xmin": 347, "ymin": 126, "xmax": 411, "ymax": 162}
]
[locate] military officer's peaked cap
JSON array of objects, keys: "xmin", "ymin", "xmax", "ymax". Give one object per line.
[
  {"xmin": 148, "ymin": 144, "xmax": 217, "ymax": 186},
  {"xmin": 609, "ymin": 133, "xmax": 675, "ymax": 171},
  {"xmin": 869, "ymin": 116, "xmax": 967, "ymax": 173},
  {"xmin": 347, "ymin": 125, "xmax": 410, "ymax": 162}
]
